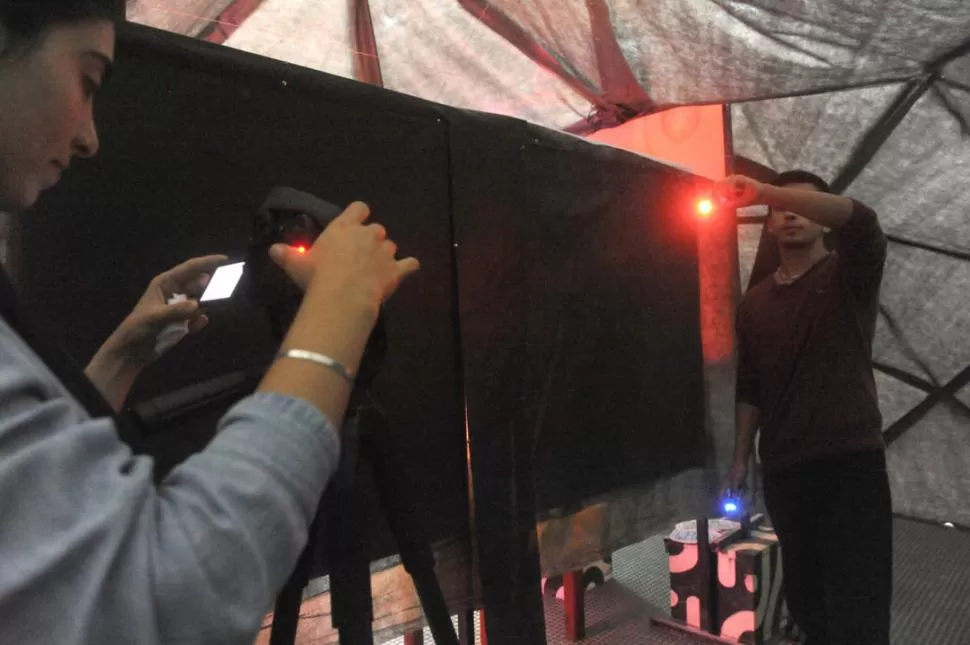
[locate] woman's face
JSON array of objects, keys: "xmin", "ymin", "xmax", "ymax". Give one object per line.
[{"xmin": 0, "ymin": 20, "xmax": 115, "ymax": 212}]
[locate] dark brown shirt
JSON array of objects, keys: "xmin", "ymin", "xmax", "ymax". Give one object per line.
[{"xmin": 736, "ymin": 200, "xmax": 887, "ymax": 473}]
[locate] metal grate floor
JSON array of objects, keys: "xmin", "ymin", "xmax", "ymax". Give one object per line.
[
  {"xmin": 889, "ymin": 518, "xmax": 970, "ymax": 645},
  {"xmin": 379, "ymin": 517, "xmax": 970, "ymax": 644},
  {"xmin": 610, "ymin": 534, "xmax": 673, "ymax": 613},
  {"xmin": 542, "ymin": 581, "xmax": 708, "ymax": 645}
]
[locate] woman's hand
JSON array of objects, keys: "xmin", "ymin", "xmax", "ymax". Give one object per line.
[
  {"xmin": 85, "ymin": 254, "xmax": 227, "ymax": 410},
  {"xmin": 258, "ymin": 202, "xmax": 419, "ymax": 427},
  {"xmin": 108, "ymin": 254, "xmax": 228, "ymax": 365},
  {"xmin": 268, "ymin": 202, "xmax": 420, "ymax": 312}
]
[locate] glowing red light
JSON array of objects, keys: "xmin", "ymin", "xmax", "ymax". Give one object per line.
[
  {"xmin": 296, "ymin": 245, "xmax": 307, "ymax": 254},
  {"xmin": 696, "ymin": 199, "xmax": 714, "ymax": 218}
]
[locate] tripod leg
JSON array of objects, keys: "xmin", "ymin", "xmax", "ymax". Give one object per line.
[
  {"xmin": 458, "ymin": 609, "xmax": 475, "ymax": 645},
  {"xmin": 268, "ymin": 576, "xmax": 304, "ymax": 645},
  {"xmin": 323, "ymin": 413, "xmax": 376, "ymax": 645},
  {"xmin": 359, "ymin": 406, "xmax": 460, "ymax": 645},
  {"xmin": 269, "ymin": 499, "xmax": 325, "ymax": 645},
  {"xmin": 268, "ymin": 413, "xmax": 373, "ymax": 645}
]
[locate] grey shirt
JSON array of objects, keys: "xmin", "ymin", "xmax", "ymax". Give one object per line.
[{"xmin": 0, "ymin": 318, "xmax": 341, "ymax": 644}]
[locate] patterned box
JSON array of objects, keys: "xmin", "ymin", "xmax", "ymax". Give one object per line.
[
  {"xmin": 715, "ymin": 525, "xmax": 786, "ymax": 644},
  {"xmin": 664, "ymin": 519, "xmax": 739, "ymax": 631}
]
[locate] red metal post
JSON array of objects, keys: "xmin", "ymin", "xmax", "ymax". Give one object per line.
[{"xmin": 563, "ymin": 570, "xmax": 586, "ymax": 641}]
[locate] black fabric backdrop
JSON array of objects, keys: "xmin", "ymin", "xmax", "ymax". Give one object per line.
[
  {"xmin": 8, "ymin": 23, "xmax": 707, "ymax": 642},
  {"xmin": 448, "ymin": 111, "xmax": 548, "ymax": 643},
  {"xmin": 519, "ymin": 127, "xmax": 707, "ymax": 515},
  {"xmin": 450, "ymin": 114, "xmax": 707, "ymax": 640},
  {"xmin": 10, "ymin": 22, "xmax": 470, "ymax": 595}
]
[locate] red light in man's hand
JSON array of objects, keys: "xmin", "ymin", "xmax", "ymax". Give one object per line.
[
  {"xmin": 696, "ymin": 199, "xmax": 714, "ymax": 218},
  {"xmin": 295, "ymin": 245, "xmax": 308, "ymax": 254}
]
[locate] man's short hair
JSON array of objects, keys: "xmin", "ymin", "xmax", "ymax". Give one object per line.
[{"xmin": 772, "ymin": 170, "xmax": 831, "ymax": 193}]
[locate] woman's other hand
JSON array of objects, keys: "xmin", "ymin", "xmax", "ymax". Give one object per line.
[{"xmin": 85, "ymin": 254, "xmax": 227, "ymax": 410}]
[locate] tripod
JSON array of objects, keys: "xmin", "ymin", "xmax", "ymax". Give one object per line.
[
  {"xmin": 267, "ymin": 393, "xmax": 460, "ymax": 645},
  {"xmin": 248, "ymin": 186, "xmax": 458, "ymax": 644}
]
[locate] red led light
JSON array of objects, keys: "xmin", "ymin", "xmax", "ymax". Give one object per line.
[
  {"xmin": 296, "ymin": 245, "xmax": 308, "ymax": 254},
  {"xmin": 696, "ymin": 199, "xmax": 714, "ymax": 218}
]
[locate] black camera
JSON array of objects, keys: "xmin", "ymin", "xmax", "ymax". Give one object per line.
[{"xmin": 245, "ymin": 186, "xmax": 387, "ymax": 394}]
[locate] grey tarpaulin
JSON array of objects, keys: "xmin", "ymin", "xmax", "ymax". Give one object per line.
[{"xmin": 126, "ymin": 0, "xmax": 969, "ymax": 541}]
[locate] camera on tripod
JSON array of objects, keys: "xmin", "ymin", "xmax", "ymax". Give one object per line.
[
  {"xmin": 135, "ymin": 185, "xmax": 457, "ymax": 645},
  {"xmin": 247, "ymin": 187, "xmax": 459, "ymax": 645},
  {"xmin": 243, "ymin": 186, "xmax": 387, "ymax": 394}
]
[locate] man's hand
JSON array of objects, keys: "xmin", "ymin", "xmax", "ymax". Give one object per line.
[
  {"xmin": 720, "ymin": 460, "xmax": 749, "ymax": 500},
  {"xmin": 716, "ymin": 173, "xmax": 857, "ymax": 230},
  {"xmin": 713, "ymin": 175, "xmax": 766, "ymax": 210},
  {"xmin": 85, "ymin": 254, "xmax": 228, "ymax": 410}
]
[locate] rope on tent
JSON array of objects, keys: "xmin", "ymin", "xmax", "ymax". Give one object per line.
[{"xmin": 198, "ymin": 0, "xmax": 264, "ymax": 44}]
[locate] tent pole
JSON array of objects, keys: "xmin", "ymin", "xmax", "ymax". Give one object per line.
[
  {"xmin": 886, "ymin": 234, "xmax": 970, "ymax": 264},
  {"xmin": 829, "ymin": 74, "xmax": 934, "ymax": 194},
  {"xmin": 351, "ymin": 0, "xmax": 384, "ymax": 87},
  {"xmin": 883, "ymin": 364, "xmax": 970, "ymax": 446},
  {"xmin": 584, "ymin": 0, "xmax": 654, "ymax": 115},
  {"xmin": 940, "ymin": 78, "xmax": 970, "ymax": 94},
  {"xmin": 926, "ymin": 37, "xmax": 970, "ymax": 72},
  {"xmin": 929, "ymin": 84, "xmax": 970, "ymax": 136},
  {"xmin": 456, "ymin": 0, "xmax": 607, "ymax": 110}
]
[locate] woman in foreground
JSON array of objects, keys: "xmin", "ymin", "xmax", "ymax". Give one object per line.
[{"xmin": 0, "ymin": 2, "xmax": 418, "ymax": 643}]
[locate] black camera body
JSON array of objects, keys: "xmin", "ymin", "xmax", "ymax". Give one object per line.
[{"xmin": 246, "ymin": 186, "xmax": 386, "ymax": 394}]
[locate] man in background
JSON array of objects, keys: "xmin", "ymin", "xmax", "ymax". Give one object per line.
[{"xmin": 719, "ymin": 171, "xmax": 892, "ymax": 645}]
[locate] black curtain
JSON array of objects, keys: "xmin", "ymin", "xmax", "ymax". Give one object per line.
[
  {"xmin": 10, "ymin": 22, "xmax": 707, "ymax": 643},
  {"xmin": 12, "ymin": 20, "xmax": 471, "ymax": 616}
]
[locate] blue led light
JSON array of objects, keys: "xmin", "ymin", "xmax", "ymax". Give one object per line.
[{"xmin": 721, "ymin": 496, "xmax": 744, "ymax": 517}]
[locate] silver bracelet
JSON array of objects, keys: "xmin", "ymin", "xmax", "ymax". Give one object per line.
[{"xmin": 277, "ymin": 349, "xmax": 355, "ymax": 384}]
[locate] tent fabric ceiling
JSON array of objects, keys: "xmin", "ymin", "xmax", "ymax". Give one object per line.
[
  {"xmin": 876, "ymin": 246, "xmax": 970, "ymax": 384},
  {"xmin": 888, "ymin": 405, "xmax": 970, "ymax": 523},
  {"xmin": 365, "ymin": 0, "xmax": 591, "ymax": 127},
  {"xmin": 127, "ymin": 0, "xmax": 233, "ymax": 37},
  {"xmin": 844, "ymin": 90, "xmax": 970, "ymax": 254},
  {"xmin": 959, "ymin": 386, "xmax": 970, "ymax": 408},
  {"xmin": 730, "ymin": 86, "xmax": 903, "ymax": 185},
  {"xmin": 947, "ymin": 56, "xmax": 970, "ymax": 85},
  {"xmin": 126, "ymin": 1, "xmax": 970, "ymax": 523},
  {"xmin": 223, "ymin": 0, "xmax": 356, "ymax": 80},
  {"xmin": 875, "ymin": 370, "xmax": 927, "ymax": 431}
]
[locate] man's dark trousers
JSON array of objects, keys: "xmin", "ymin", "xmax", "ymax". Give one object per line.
[{"xmin": 763, "ymin": 450, "xmax": 893, "ymax": 645}]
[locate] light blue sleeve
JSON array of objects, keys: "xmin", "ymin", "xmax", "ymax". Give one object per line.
[{"xmin": 0, "ymin": 322, "xmax": 340, "ymax": 645}]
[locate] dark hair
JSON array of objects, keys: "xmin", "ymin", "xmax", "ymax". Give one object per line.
[
  {"xmin": 772, "ymin": 170, "xmax": 831, "ymax": 193},
  {"xmin": 0, "ymin": 1, "xmax": 124, "ymax": 50}
]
